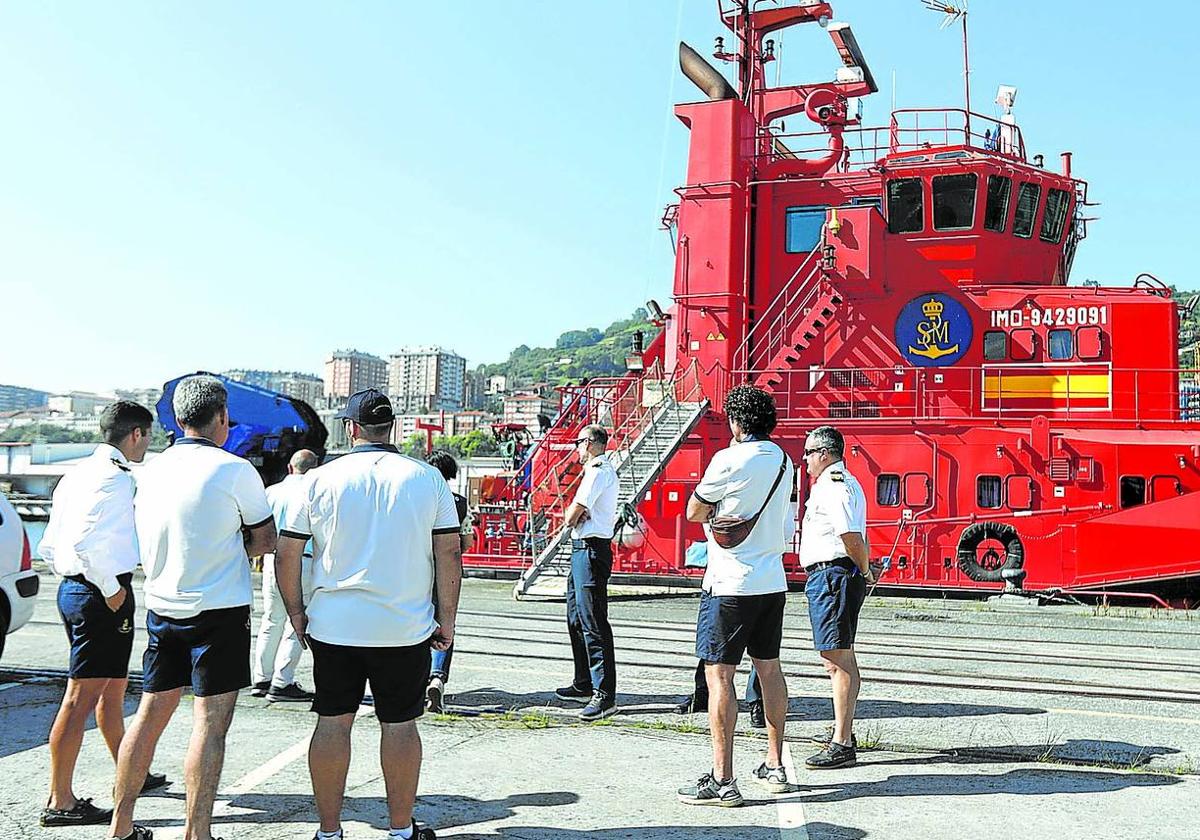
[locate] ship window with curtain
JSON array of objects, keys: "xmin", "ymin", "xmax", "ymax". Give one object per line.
[
  {"xmin": 1120, "ymin": 476, "xmax": 1146, "ymax": 509},
  {"xmin": 977, "ymin": 475, "xmax": 1003, "ymax": 509},
  {"xmin": 932, "ymin": 173, "xmax": 978, "ymax": 230},
  {"xmin": 983, "ymin": 330, "xmax": 1007, "ymax": 360},
  {"xmin": 1048, "ymin": 329, "xmax": 1074, "ymax": 360},
  {"xmin": 984, "ymin": 175, "xmax": 1012, "ymax": 232},
  {"xmin": 1013, "ymin": 181, "xmax": 1042, "ymax": 238},
  {"xmin": 1040, "ymin": 188, "xmax": 1071, "ymax": 243},
  {"xmin": 887, "ymin": 178, "xmax": 924, "ymax": 233},
  {"xmin": 785, "ymin": 205, "xmax": 830, "ymax": 253},
  {"xmin": 876, "ymin": 474, "xmax": 901, "ymax": 507}
]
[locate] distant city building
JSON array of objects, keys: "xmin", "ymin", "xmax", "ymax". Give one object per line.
[
  {"xmin": 465, "ymin": 369, "xmax": 487, "ymax": 410},
  {"xmin": 323, "ymin": 350, "xmax": 387, "ymax": 402},
  {"xmin": 47, "ymin": 391, "xmax": 114, "ymax": 416},
  {"xmin": 224, "ymin": 369, "xmax": 324, "ymax": 406},
  {"xmin": 115, "ymin": 387, "xmax": 163, "ymax": 411},
  {"xmin": 394, "ymin": 410, "xmax": 492, "ymax": 443},
  {"xmin": 0, "ymin": 384, "xmax": 50, "ymax": 413},
  {"xmin": 502, "ymin": 392, "xmax": 560, "ymax": 435},
  {"xmin": 485, "ymin": 375, "xmax": 509, "ymax": 396},
  {"xmin": 387, "ymin": 346, "xmax": 467, "ymax": 414}
]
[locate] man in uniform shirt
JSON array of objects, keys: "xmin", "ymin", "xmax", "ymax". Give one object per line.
[
  {"xmin": 678, "ymin": 386, "xmax": 793, "ymax": 808},
  {"xmin": 38, "ymin": 401, "xmax": 167, "ymax": 827},
  {"xmin": 798, "ymin": 424, "xmax": 873, "ymax": 770},
  {"xmin": 275, "ymin": 389, "xmax": 461, "ymax": 840},
  {"xmin": 251, "ymin": 448, "xmax": 320, "ymax": 703},
  {"xmin": 108, "ymin": 375, "xmax": 277, "ymax": 840},
  {"xmin": 553, "ymin": 424, "xmax": 619, "ymax": 722}
]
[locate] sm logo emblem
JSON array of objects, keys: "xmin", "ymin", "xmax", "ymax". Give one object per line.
[{"xmin": 894, "ymin": 293, "xmax": 973, "ymax": 367}]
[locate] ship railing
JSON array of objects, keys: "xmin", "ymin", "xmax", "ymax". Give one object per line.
[
  {"xmin": 726, "ymin": 365, "xmax": 1200, "ymax": 425},
  {"xmin": 735, "ymin": 246, "xmax": 825, "ymax": 371}
]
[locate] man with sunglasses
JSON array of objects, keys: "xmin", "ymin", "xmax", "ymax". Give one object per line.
[
  {"xmin": 554, "ymin": 424, "xmax": 619, "ymax": 721},
  {"xmin": 799, "ymin": 424, "xmax": 872, "ymax": 770}
]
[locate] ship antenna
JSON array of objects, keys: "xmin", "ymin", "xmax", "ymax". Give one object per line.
[{"xmin": 922, "ymin": 0, "xmax": 972, "ymax": 142}]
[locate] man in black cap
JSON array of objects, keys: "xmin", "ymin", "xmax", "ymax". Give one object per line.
[{"xmin": 275, "ymin": 389, "xmax": 461, "ymax": 840}]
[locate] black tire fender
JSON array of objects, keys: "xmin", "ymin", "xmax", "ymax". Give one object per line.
[{"xmin": 956, "ymin": 522, "xmax": 1025, "ymax": 583}]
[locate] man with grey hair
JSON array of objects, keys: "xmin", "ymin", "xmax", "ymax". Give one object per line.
[
  {"xmin": 251, "ymin": 448, "xmax": 320, "ymax": 703},
  {"xmin": 799, "ymin": 424, "xmax": 872, "ymax": 770},
  {"xmin": 109, "ymin": 374, "xmax": 276, "ymax": 840},
  {"xmin": 554, "ymin": 423, "xmax": 620, "ymax": 721}
]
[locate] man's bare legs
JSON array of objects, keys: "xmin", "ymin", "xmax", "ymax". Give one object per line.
[
  {"xmin": 704, "ymin": 663, "xmax": 738, "ymax": 781},
  {"xmin": 47, "ymin": 678, "xmax": 110, "ymax": 809},
  {"xmin": 748, "ymin": 657, "xmax": 787, "ymax": 768},
  {"xmin": 96, "ymin": 677, "xmax": 129, "ymax": 762},
  {"xmin": 182, "ymin": 691, "xmax": 238, "ymax": 840},
  {"xmin": 310, "ymin": 714, "xmax": 355, "ymax": 834},
  {"xmin": 110, "ymin": 689, "xmax": 181, "ymax": 839},
  {"xmin": 820, "ymin": 648, "xmax": 860, "ymax": 745},
  {"xmin": 380, "ymin": 720, "xmax": 422, "ymax": 831}
]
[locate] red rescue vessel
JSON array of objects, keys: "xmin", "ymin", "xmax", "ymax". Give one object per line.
[{"xmin": 466, "ymin": 1, "xmax": 1200, "ymax": 607}]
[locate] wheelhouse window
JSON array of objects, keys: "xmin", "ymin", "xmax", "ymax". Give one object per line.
[
  {"xmin": 984, "ymin": 175, "xmax": 1011, "ymax": 232},
  {"xmin": 932, "ymin": 173, "xmax": 978, "ymax": 230},
  {"xmin": 1012, "ymin": 181, "xmax": 1042, "ymax": 238},
  {"xmin": 785, "ymin": 205, "xmax": 829, "ymax": 253},
  {"xmin": 887, "ymin": 178, "xmax": 924, "ymax": 234},
  {"xmin": 977, "ymin": 475, "xmax": 1003, "ymax": 509},
  {"xmin": 983, "ymin": 330, "xmax": 1007, "ymax": 360},
  {"xmin": 1048, "ymin": 329, "xmax": 1074, "ymax": 360},
  {"xmin": 1120, "ymin": 476, "xmax": 1146, "ymax": 509},
  {"xmin": 1040, "ymin": 188, "xmax": 1071, "ymax": 243},
  {"xmin": 876, "ymin": 474, "xmax": 901, "ymax": 506}
]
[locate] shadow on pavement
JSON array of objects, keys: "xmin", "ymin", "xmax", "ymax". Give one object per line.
[{"xmin": 0, "ymin": 679, "xmax": 140, "ymax": 759}]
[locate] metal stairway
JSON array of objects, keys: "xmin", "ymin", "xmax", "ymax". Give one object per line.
[
  {"xmin": 754, "ymin": 282, "xmax": 843, "ymax": 390},
  {"xmin": 513, "ymin": 394, "xmax": 710, "ymax": 599}
]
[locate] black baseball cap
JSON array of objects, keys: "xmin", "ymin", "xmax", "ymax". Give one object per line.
[{"xmin": 335, "ymin": 388, "xmax": 395, "ymax": 424}]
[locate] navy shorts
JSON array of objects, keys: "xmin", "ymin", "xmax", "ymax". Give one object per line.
[
  {"xmin": 695, "ymin": 590, "xmax": 787, "ymax": 665},
  {"xmin": 309, "ymin": 637, "xmax": 431, "ymax": 723},
  {"xmin": 805, "ymin": 561, "xmax": 867, "ymax": 651},
  {"xmin": 142, "ymin": 605, "xmax": 252, "ymax": 697},
  {"xmin": 57, "ymin": 573, "xmax": 136, "ymax": 679}
]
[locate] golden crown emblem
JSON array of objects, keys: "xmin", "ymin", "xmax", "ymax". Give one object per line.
[{"xmin": 921, "ymin": 298, "xmax": 944, "ymax": 318}]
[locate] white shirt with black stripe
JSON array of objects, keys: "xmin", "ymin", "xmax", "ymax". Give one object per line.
[
  {"xmin": 134, "ymin": 436, "xmax": 274, "ymax": 619},
  {"xmin": 281, "ymin": 443, "xmax": 461, "ymax": 647}
]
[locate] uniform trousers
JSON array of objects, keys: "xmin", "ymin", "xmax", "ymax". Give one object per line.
[
  {"xmin": 566, "ymin": 537, "xmax": 616, "ymax": 697},
  {"xmin": 253, "ymin": 553, "xmax": 313, "ymax": 687}
]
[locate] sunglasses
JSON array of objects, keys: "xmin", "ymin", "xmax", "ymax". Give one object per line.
[{"xmin": 803, "ymin": 447, "xmax": 826, "ymax": 456}]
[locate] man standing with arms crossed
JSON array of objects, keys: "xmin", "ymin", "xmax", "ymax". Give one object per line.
[
  {"xmin": 275, "ymin": 389, "xmax": 461, "ymax": 840},
  {"xmin": 39, "ymin": 401, "xmax": 167, "ymax": 827},
  {"xmin": 799, "ymin": 424, "xmax": 872, "ymax": 769},
  {"xmin": 553, "ymin": 424, "xmax": 619, "ymax": 722},
  {"xmin": 678, "ymin": 386, "xmax": 793, "ymax": 807},
  {"xmin": 108, "ymin": 375, "xmax": 277, "ymax": 840},
  {"xmin": 251, "ymin": 448, "xmax": 320, "ymax": 703}
]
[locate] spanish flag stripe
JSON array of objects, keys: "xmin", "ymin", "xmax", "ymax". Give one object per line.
[{"xmin": 982, "ymin": 373, "xmax": 1110, "ymax": 400}]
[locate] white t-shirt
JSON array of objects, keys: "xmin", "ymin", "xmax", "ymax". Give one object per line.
[
  {"xmin": 135, "ymin": 437, "xmax": 273, "ymax": 619},
  {"xmin": 570, "ymin": 455, "xmax": 619, "ymax": 540},
  {"xmin": 267, "ymin": 473, "xmax": 312, "ymax": 556},
  {"xmin": 282, "ymin": 443, "xmax": 461, "ymax": 647},
  {"xmin": 694, "ymin": 438, "xmax": 794, "ymax": 596},
  {"xmin": 798, "ymin": 461, "xmax": 867, "ymax": 568}
]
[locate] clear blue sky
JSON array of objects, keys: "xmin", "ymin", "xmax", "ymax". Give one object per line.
[{"xmin": 3, "ymin": 1, "xmax": 1196, "ymax": 395}]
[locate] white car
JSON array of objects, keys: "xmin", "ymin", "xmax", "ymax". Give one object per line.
[{"xmin": 0, "ymin": 493, "xmax": 40, "ymax": 661}]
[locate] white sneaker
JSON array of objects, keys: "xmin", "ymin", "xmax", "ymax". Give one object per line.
[
  {"xmin": 753, "ymin": 761, "xmax": 790, "ymax": 793},
  {"xmin": 426, "ymin": 677, "xmax": 445, "ymax": 713}
]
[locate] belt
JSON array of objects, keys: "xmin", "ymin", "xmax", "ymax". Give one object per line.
[
  {"xmin": 806, "ymin": 558, "xmax": 855, "ymax": 572},
  {"xmin": 65, "ymin": 572, "xmax": 134, "ymax": 587}
]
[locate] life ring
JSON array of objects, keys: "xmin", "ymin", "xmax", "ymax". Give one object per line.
[{"xmin": 956, "ymin": 522, "xmax": 1025, "ymax": 583}]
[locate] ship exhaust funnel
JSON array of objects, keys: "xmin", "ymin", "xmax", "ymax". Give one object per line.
[{"xmin": 679, "ymin": 42, "xmax": 737, "ymax": 101}]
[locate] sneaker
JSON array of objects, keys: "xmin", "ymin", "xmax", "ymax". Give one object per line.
[
  {"xmin": 141, "ymin": 772, "xmax": 169, "ymax": 794},
  {"xmin": 555, "ymin": 682, "xmax": 592, "ymax": 702},
  {"xmin": 674, "ymin": 693, "xmax": 708, "ymax": 715},
  {"xmin": 579, "ymin": 692, "xmax": 617, "ymax": 722},
  {"xmin": 426, "ymin": 676, "xmax": 445, "ymax": 713},
  {"xmin": 752, "ymin": 761, "xmax": 790, "ymax": 793},
  {"xmin": 266, "ymin": 683, "xmax": 315, "ymax": 703},
  {"xmin": 40, "ymin": 797, "xmax": 113, "ymax": 827},
  {"xmin": 410, "ymin": 822, "xmax": 437, "ymax": 839},
  {"xmin": 677, "ymin": 772, "xmax": 743, "ymax": 807},
  {"xmin": 116, "ymin": 827, "xmax": 154, "ymax": 840},
  {"xmin": 806, "ymin": 740, "xmax": 857, "ymax": 769},
  {"xmin": 250, "ymin": 680, "xmax": 270, "ymax": 698},
  {"xmin": 748, "ymin": 701, "xmax": 765, "ymax": 729}
]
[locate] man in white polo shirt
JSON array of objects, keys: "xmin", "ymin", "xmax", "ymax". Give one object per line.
[
  {"xmin": 108, "ymin": 375, "xmax": 276, "ymax": 840},
  {"xmin": 678, "ymin": 385, "xmax": 793, "ymax": 808},
  {"xmin": 275, "ymin": 389, "xmax": 461, "ymax": 840}
]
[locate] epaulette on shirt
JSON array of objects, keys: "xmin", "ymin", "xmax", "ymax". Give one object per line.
[
  {"xmin": 829, "ymin": 470, "xmax": 844, "ymax": 482},
  {"xmin": 112, "ymin": 460, "xmax": 131, "ymax": 473}
]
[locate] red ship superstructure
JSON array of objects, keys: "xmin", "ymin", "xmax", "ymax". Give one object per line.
[{"xmin": 468, "ymin": 1, "xmax": 1200, "ymax": 607}]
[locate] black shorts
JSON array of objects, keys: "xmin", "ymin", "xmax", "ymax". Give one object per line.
[
  {"xmin": 309, "ymin": 637, "xmax": 431, "ymax": 723},
  {"xmin": 695, "ymin": 590, "xmax": 787, "ymax": 665},
  {"xmin": 142, "ymin": 605, "xmax": 252, "ymax": 697},
  {"xmin": 805, "ymin": 561, "xmax": 866, "ymax": 651},
  {"xmin": 57, "ymin": 573, "xmax": 136, "ymax": 679}
]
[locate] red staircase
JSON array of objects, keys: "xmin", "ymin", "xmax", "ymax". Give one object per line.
[{"xmin": 754, "ymin": 281, "xmax": 843, "ymax": 390}]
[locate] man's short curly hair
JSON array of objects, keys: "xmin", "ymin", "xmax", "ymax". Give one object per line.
[{"xmin": 723, "ymin": 385, "xmax": 777, "ymax": 437}]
